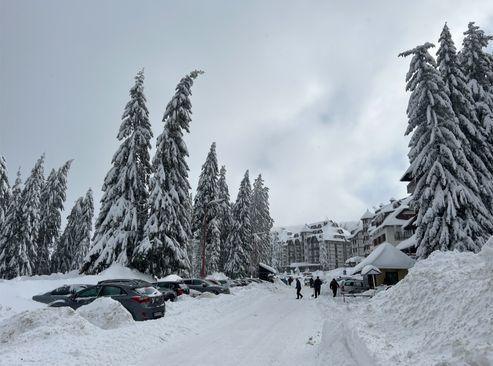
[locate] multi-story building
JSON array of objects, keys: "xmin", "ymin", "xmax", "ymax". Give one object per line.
[
  {"xmin": 349, "ymin": 210, "xmax": 374, "ymax": 257},
  {"xmin": 274, "ymin": 220, "xmax": 350, "ymax": 272}
]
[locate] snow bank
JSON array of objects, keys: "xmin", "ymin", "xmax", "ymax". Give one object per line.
[
  {"xmin": 0, "ymin": 307, "xmax": 93, "ymax": 345},
  {"xmin": 355, "ymin": 246, "xmax": 493, "ymax": 365},
  {"xmin": 0, "ymin": 264, "xmax": 154, "ymax": 318},
  {"xmin": 77, "ymin": 297, "xmax": 134, "ymax": 329}
]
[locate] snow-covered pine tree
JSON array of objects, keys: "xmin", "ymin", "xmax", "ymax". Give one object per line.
[
  {"xmin": 318, "ymin": 241, "xmax": 330, "ymax": 270},
  {"xmin": 37, "ymin": 160, "xmax": 72, "ymax": 274},
  {"xmin": 51, "ymin": 197, "xmax": 83, "ymax": 273},
  {"xmin": 52, "ymin": 189, "xmax": 94, "ymax": 273},
  {"xmin": 400, "ymin": 43, "xmax": 492, "ymax": 258},
  {"xmin": 458, "ymin": 22, "xmax": 493, "ymax": 215},
  {"xmin": 0, "ymin": 170, "xmax": 24, "ymax": 279},
  {"xmin": 0, "ymin": 156, "xmax": 10, "ymax": 225},
  {"xmin": 81, "ymin": 70, "xmax": 153, "ymax": 274},
  {"xmin": 192, "ymin": 142, "xmax": 220, "ymax": 275},
  {"xmin": 132, "ymin": 70, "xmax": 203, "ymax": 277},
  {"xmin": 217, "ymin": 166, "xmax": 232, "ymax": 271},
  {"xmin": 250, "ymin": 175, "xmax": 274, "ymax": 271},
  {"xmin": 75, "ymin": 189, "xmax": 94, "ymax": 269},
  {"xmin": 225, "ymin": 170, "xmax": 252, "ymax": 278}
]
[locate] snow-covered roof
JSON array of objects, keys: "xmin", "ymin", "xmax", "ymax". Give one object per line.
[
  {"xmin": 345, "ymin": 256, "xmax": 365, "ymax": 265},
  {"xmin": 361, "ymin": 210, "xmax": 374, "ymax": 220},
  {"xmin": 259, "ymin": 263, "xmax": 277, "ymax": 274},
  {"xmin": 369, "ymin": 197, "xmax": 413, "ymax": 235},
  {"xmin": 352, "ymin": 243, "xmax": 415, "ymax": 273},
  {"xmin": 361, "ymin": 264, "xmax": 381, "ymax": 275},
  {"xmin": 396, "ymin": 234, "xmax": 417, "ymax": 250}
]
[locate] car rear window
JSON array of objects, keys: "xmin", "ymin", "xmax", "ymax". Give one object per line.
[{"xmin": 135, "ymin": 287, "xmax": 158, "ymax": 295}]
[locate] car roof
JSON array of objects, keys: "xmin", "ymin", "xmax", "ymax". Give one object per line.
[{"xmin": 97, "ymin": 279, "xmax": 152, "ymax": 287}]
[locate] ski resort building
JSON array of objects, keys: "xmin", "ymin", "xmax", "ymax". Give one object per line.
[
  {"xmin": 274, "ymin": 220, "xmax": 350, "ymax": 271},
  {"xmin": 349, "ymin": 197, "xmax": 416, "ymax": 257}
]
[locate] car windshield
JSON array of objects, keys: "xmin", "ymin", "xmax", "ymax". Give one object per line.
[{"xmin": 135, "ymin": 287, "xmax": 158, "ymax": 295}]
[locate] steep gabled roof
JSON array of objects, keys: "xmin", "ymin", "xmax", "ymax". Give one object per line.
[{"xmin": 352, "ymin": 243, "xmax": 415, "ymax": 273}]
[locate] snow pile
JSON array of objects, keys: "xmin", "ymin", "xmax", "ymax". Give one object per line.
[
  {"xmin": 77, "ymin": 297, "xmax": 134, "ymax": 329},
  {"xmin": 356, "ymin": 245, "xmax": 493, "ymax": 365},
  {"xmin": 0, "ymin": 307, "xmax": 93, "ymax": 345},
  {"xmin": 206, "ymin": 272, "xmax": 229, "ymax": 281},
  {"xmin": 159, "ymin": 274, "xmax": 183, "ymax": 282}
]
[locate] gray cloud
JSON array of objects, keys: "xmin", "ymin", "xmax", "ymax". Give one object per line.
[{"xmin": 1, "ymin": 0, "xmax": 493, "ymax": 227}]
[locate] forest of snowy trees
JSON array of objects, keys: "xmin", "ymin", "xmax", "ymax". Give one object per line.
[
  {"xmin": 0, "ymin": 69, "xmax": 274, "ymax": 279},
  {"xmin": 401, "ymin": 22, "xmax": 493, "ymax": 258}
]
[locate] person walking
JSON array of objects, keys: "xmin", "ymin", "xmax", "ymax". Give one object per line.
[
  {"xmin": 295, "ymin": 278, "xmax": 303, "ymax": 299},
  {"xmin": 313, "ymin": 276, "xmax": 322, "ymax": 298},
  {"xmin": 309, "ymin": 277, "xmax": 314, "ymax": 288},
  {"xmin": 288, "ymin": 277, "xmax": 293, "ymax": 286},
  {"xmin": 329, "ymin": 278, "xmax": 339, "ymax": 298}
]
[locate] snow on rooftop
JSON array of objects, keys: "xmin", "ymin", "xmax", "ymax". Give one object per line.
[
  {"xmin": 396, "ymin": 234, "xmax": 417, "ymax": 250},
  {"xmin": 352, "ymin": 242, "xmax": 415, "ymax": 273},
  {"xmin": 361, "ymin": 209, "xmax": 374, "ymax": 220},
  {"xmin": 259, "ymin": 263, "xmax": 277, "ymax": 274}
]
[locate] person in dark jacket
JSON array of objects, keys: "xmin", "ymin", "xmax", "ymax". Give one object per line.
[
  {"xmin": 313, "ymin": 276, "xmax": 322, "ymax": 298},
  {"xmin": 288, "ymin": 277, "xmax": 293, "ymax": 286},
  {"xmin": 295, "ymin": 278, "xmax": 303, "ymax": 299},
  {"xmin": 309, "ymin": 277, "xmax": 314, "ymax": 288},
  {"xmin": 329, "ymin": 278, "xmax": 339, "ymax": 297}
]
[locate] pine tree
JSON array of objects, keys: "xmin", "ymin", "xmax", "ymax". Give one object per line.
[
  {"xmin": 132, "ymin": 70, "xmax": 203, "ymax": 277},
  {"xmin": 400, "ymin": 43, "xmax": 492, "ymax": 258},
  {"xmin": 458, "ymin": 22, "xmax": 493, "ymax": 214},
  {"xmin": 192, "ymin": 142, "xmax": 220, "ymax": 275},
  {"xmin": 52, "ymin": 189, "xmax": 94, "ymax": 273},
  {"xmin": 438, "ymin": 24, "xmax": 493, "ymax": 210},
  {"xmin": 37, "ymin": 160, "xmax": 72, "ymax": 274},
  {"xmin": 81, "ymin": 70, "xmax": 153, "ymax": 274},
  {"xmin": 18, "ymin": 155, "xmax": 45, "ymax": 275},
  {"xmin": 250, "ymin": 175, "xmax": 274, "ymax": 270},
  {"xmin": 0, "ymin": 156, "xmax": 10, "ymax": 225},
  {"xmin": 217, "ymin": 166, "xmax": 232, "ymax": 271},
  {"xmin": 0, "ymin": 171, "xmax": 23, "ymax": 279},
  {"xmin": 225, "ymin": 170, "xmax": 252, "ymax": 278}
]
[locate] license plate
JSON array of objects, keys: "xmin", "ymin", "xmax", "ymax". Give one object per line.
[{"xmin": 153, "ymin": 311, "xmax": 163, "ymax": 317}]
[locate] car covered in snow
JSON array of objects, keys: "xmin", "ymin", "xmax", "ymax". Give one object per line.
[
  {"xmin": 339, "ymin": 278, "xmax": 369, "ymax": 294},
  {"xmin": 50, "ymin": 279, "xmax": 166, "ymax": 321},
  {"xmin": 32, "ymin": 284, "xmax": 91, "ymax": 304},
  {"xmin": 183, "ymin": 278, "xmax": 230, "ymax": 295},
  {"xmin": 152, "ymin": 280, "xmax": 190, "ymax": 299}
]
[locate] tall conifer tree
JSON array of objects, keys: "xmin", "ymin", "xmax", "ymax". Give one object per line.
[
  {"xmin": 217, "ymin": 166, "xmax": 232, "ymax": 271},
  {"xmin": 0, "ymin": 156, "xmax": 10, "ymax": 225},
  {"xmin": 37, "ymin": 160, "xmax": 72, "ymax": 274},
  {"xmin": 81, "ymin": 70, "xmax": 152, "ymax": 274},
  {"xmin": 225, "ymin": 170, "xmax": 252, "ymax": 278},
  {"xmin": 400, "ymin": 43, "xmax": 492, "ymax": 258},
  {"xmin": 133, "ymin": 70, "xmax": 203, "ymax": 277},
  {"xmin": 192, "ymin": 143, "xmax": 221, "ymax": 275}
]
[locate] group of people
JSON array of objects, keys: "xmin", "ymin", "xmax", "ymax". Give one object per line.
[{"xmin": 287, "ymin": 276, "xmax": 339, "ymax": 299}]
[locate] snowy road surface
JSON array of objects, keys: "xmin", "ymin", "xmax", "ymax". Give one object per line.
[
  {"xmin": 0, "ymin": 278, "xmax": 368, "ymax": 366},
  {"xmin": 149, "ymin": 286, "xmax": 325, "ymax": 366}
]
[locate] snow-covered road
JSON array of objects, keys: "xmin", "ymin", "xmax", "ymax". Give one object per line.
[{"xmin": 150, "ymin": 286, "xmax": 325, "ymax": 366}]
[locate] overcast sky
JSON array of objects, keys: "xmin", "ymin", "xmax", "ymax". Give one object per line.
[{"xmin": 1, "ymin": 1, "xmax": 493, "ymax": 227}]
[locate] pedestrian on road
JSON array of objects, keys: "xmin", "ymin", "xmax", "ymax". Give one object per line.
[
  {"xmin": 295, "ymin": 278, "xmax": 303, "ymax": 299},
  {"xmin": 313, "ymin": 276, "xmax": 322, "ymax": 298},
  {"xmin": 329, "ymin": 278, "xmax": 339, "ymax": 298},
  {"xmin": 288, "ymin": 277, "xmax": 293, "ymax": 286},
  {"xmin": 309, "ymin": 277, "xmax": 314, "ymax": 288}
]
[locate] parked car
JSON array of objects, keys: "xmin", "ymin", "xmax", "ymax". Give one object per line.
[
  {"xmin": 32, "ymin": 284, "xmax": 91, "ymax": 304},
  {"xmin": 50, "ymin": 279, "xmax": 166, "ymax": 321},
  {"xmin": 153, "ymin": 281, "xmax": 190, "ymax": 299},
  {"xmin": 339, "ymin": 278, "xmax": 369, "ymax": 294},
  {"xmin": 183, "ymin": 278, "xmax": 230, "ymax": 295}
]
